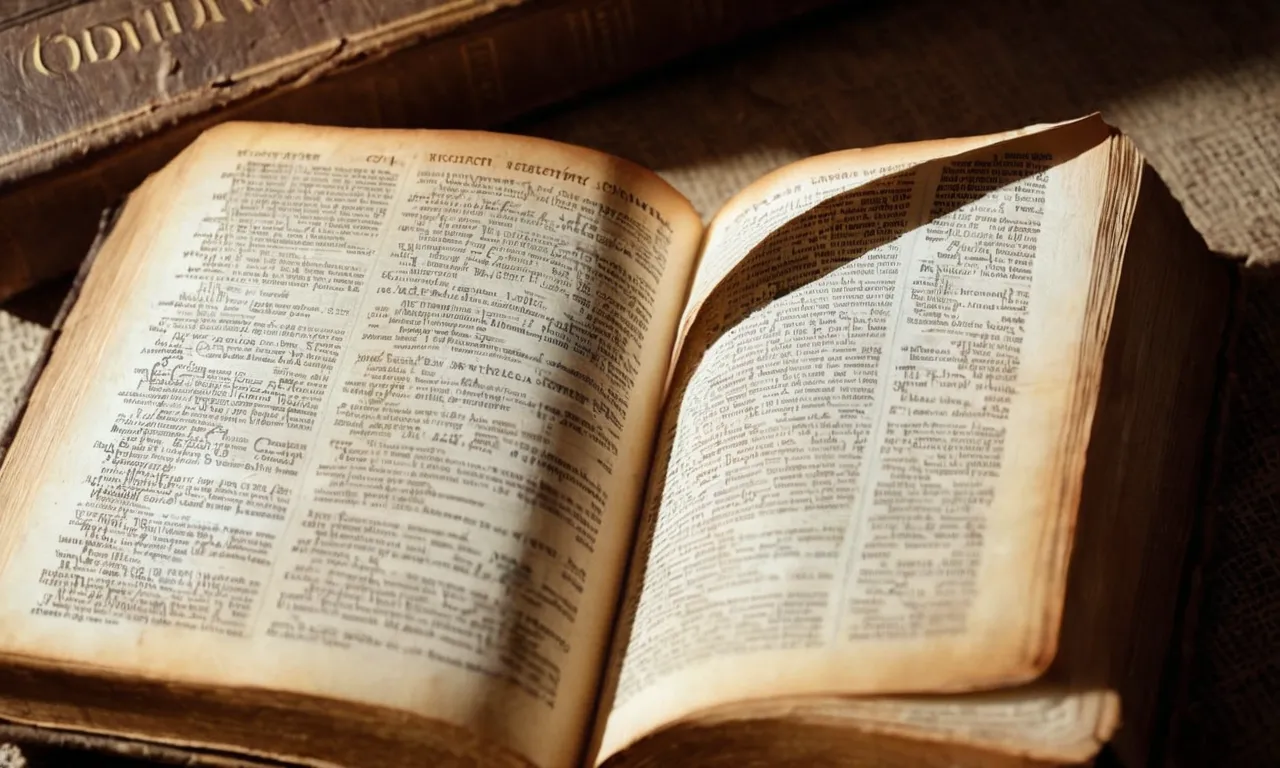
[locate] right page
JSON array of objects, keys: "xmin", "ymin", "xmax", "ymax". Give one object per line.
[{"xmin": 598, "ymin": 117, "xmax": 1123, "ymax": 759}]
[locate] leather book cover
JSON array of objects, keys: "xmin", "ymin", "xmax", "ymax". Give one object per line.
[{"xmin": 0, "ymin": 0, "xmax": 834, "ymax": 303}]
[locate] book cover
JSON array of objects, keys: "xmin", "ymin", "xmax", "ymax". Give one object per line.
[{"xmin": 0, "ymin": 0, "xmax": 831, "ymax": 301}]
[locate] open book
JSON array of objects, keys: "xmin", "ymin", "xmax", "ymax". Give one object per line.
[{"xmin": 0, "ymin": 116, "xmax": 1234, "ymax": 767}]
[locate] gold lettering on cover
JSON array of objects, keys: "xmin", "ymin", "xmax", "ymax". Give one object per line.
[
  {"xmin": 28, "ymin": 33, "xmax": 81, "ymax": 76},
  {"xmin": 190, "ymin": 0, "xmax": 229, "ymax": 28},
  {"xmin": 116, "ymin": 20, "xmax": 144, "ymax": 53},
  {"xmin": 138, "ymin": 8, "xmax": 169, "ymax": 44},
  {"xmin": 24, "ymin": 0, "xmax": 263, "ymax": 79},
  {"xmin": 160, "ymin": 1, "xmax": 184, "ymax": 36},
  {"xmin": 81, "ymin": 25, "xmax": 123, "ymax": 64}
]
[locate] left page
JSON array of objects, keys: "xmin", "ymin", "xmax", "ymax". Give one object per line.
[{"xmin": 0, "ymin": 123, "xmax": 702, "ymax": 768}]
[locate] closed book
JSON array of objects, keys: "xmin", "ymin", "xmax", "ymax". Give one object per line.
[{"xmin": 0, "ymin": 0, "xmax": 831, "ymax": 301}]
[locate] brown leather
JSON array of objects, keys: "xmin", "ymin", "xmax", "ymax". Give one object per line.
[
  {"xmin": 0, "ymin": 0, "xmax": 520, "ymax": 183},
  {"xmin": 0, "ymin": 0, "xmax": 833, "ymax": 302}
]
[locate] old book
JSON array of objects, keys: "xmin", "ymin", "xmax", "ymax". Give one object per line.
[
  {"xmin": 0, "ymin": 0, "xmax": 830, "ymax": 306},
  {"xmin": 0, "ymin": 115, "xmax": 1233, "ymax": 768}
]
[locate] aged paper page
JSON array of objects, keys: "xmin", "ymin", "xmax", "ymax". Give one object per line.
[
  {"xmin": 664, "ymin": 686, "xmax": 1119, "ymax": 765},
  {"xmin": 599, "ymin": 118, "xmax": 1117, "ymax": 758},
  {"xmin": 0, "ymin": 124, "xmax": 701, "ymax": 768}
]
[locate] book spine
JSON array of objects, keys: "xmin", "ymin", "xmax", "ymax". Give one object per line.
[
  {"xmin": 237, "ymin": 0, "xmax": 830, "ymax": 134},
  {"xmin": 0, "ymin": 0, "xmax": 832, "ymax": 301},
  {"xmin": 0, "ymin": 0, "xmax": 519, "ymax": 181}
]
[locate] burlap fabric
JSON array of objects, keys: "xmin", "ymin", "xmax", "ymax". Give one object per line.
[
  {"xmin": 0, "ymin": 314, "xmax": 43, "ymax": 431},
  {"xmin": 0, "ymin": 0, "xmax": 1276, "ymax": 764}
]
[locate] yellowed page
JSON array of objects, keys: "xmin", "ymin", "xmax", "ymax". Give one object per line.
[
  {"xmin": 674, "ymin": 121, "xmax": 1065, "ymax": 353},
  {"xmin": 0, "ymin": 124, "xmax": 701, "ymax": 768},
  {"xmin": 678, "ymin": 687, "xmax": 1119, "ymax": 765},
  {"xmin": 599, "ymin": 117, "xmax": 1117, "ymax": 759}
]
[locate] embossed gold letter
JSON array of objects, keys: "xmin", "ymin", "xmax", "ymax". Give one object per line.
[
  {"xmin": 82, "ymin": 25, "xmax": 123, "ymax": 63},
  {"xmin": 189, "ymin": 0, "xmax": 228, "ymax": 29},
  {"xmin": 29, "ymin": 33, "xmax": 82, "ymax": 76},
  {"xmin": 160, "ymin": 2, "xmax": 185, "ymax": 35},
  {"xmin": 138, "ymin": 7, "xmax": 171, "ymax": 44},
  {"xmin": 115, "ymin": 20, "xmax": 144, "ymax": 52}
]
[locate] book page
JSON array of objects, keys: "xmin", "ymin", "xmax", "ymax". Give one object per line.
[
  {"xmin": 633, "ymin": 686, "xmax": 1119, "ymax": 765},
  {"xmin": 0, "ymin": 124, "xmax": 701, "ymax": 768},
  {"xmin": 599, "ymin": 118, "xmax": 1119, "ymax": 759},
  {"xmin": 783, "ymin": 689, "xmax": 1117, "ymax": 761}
]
